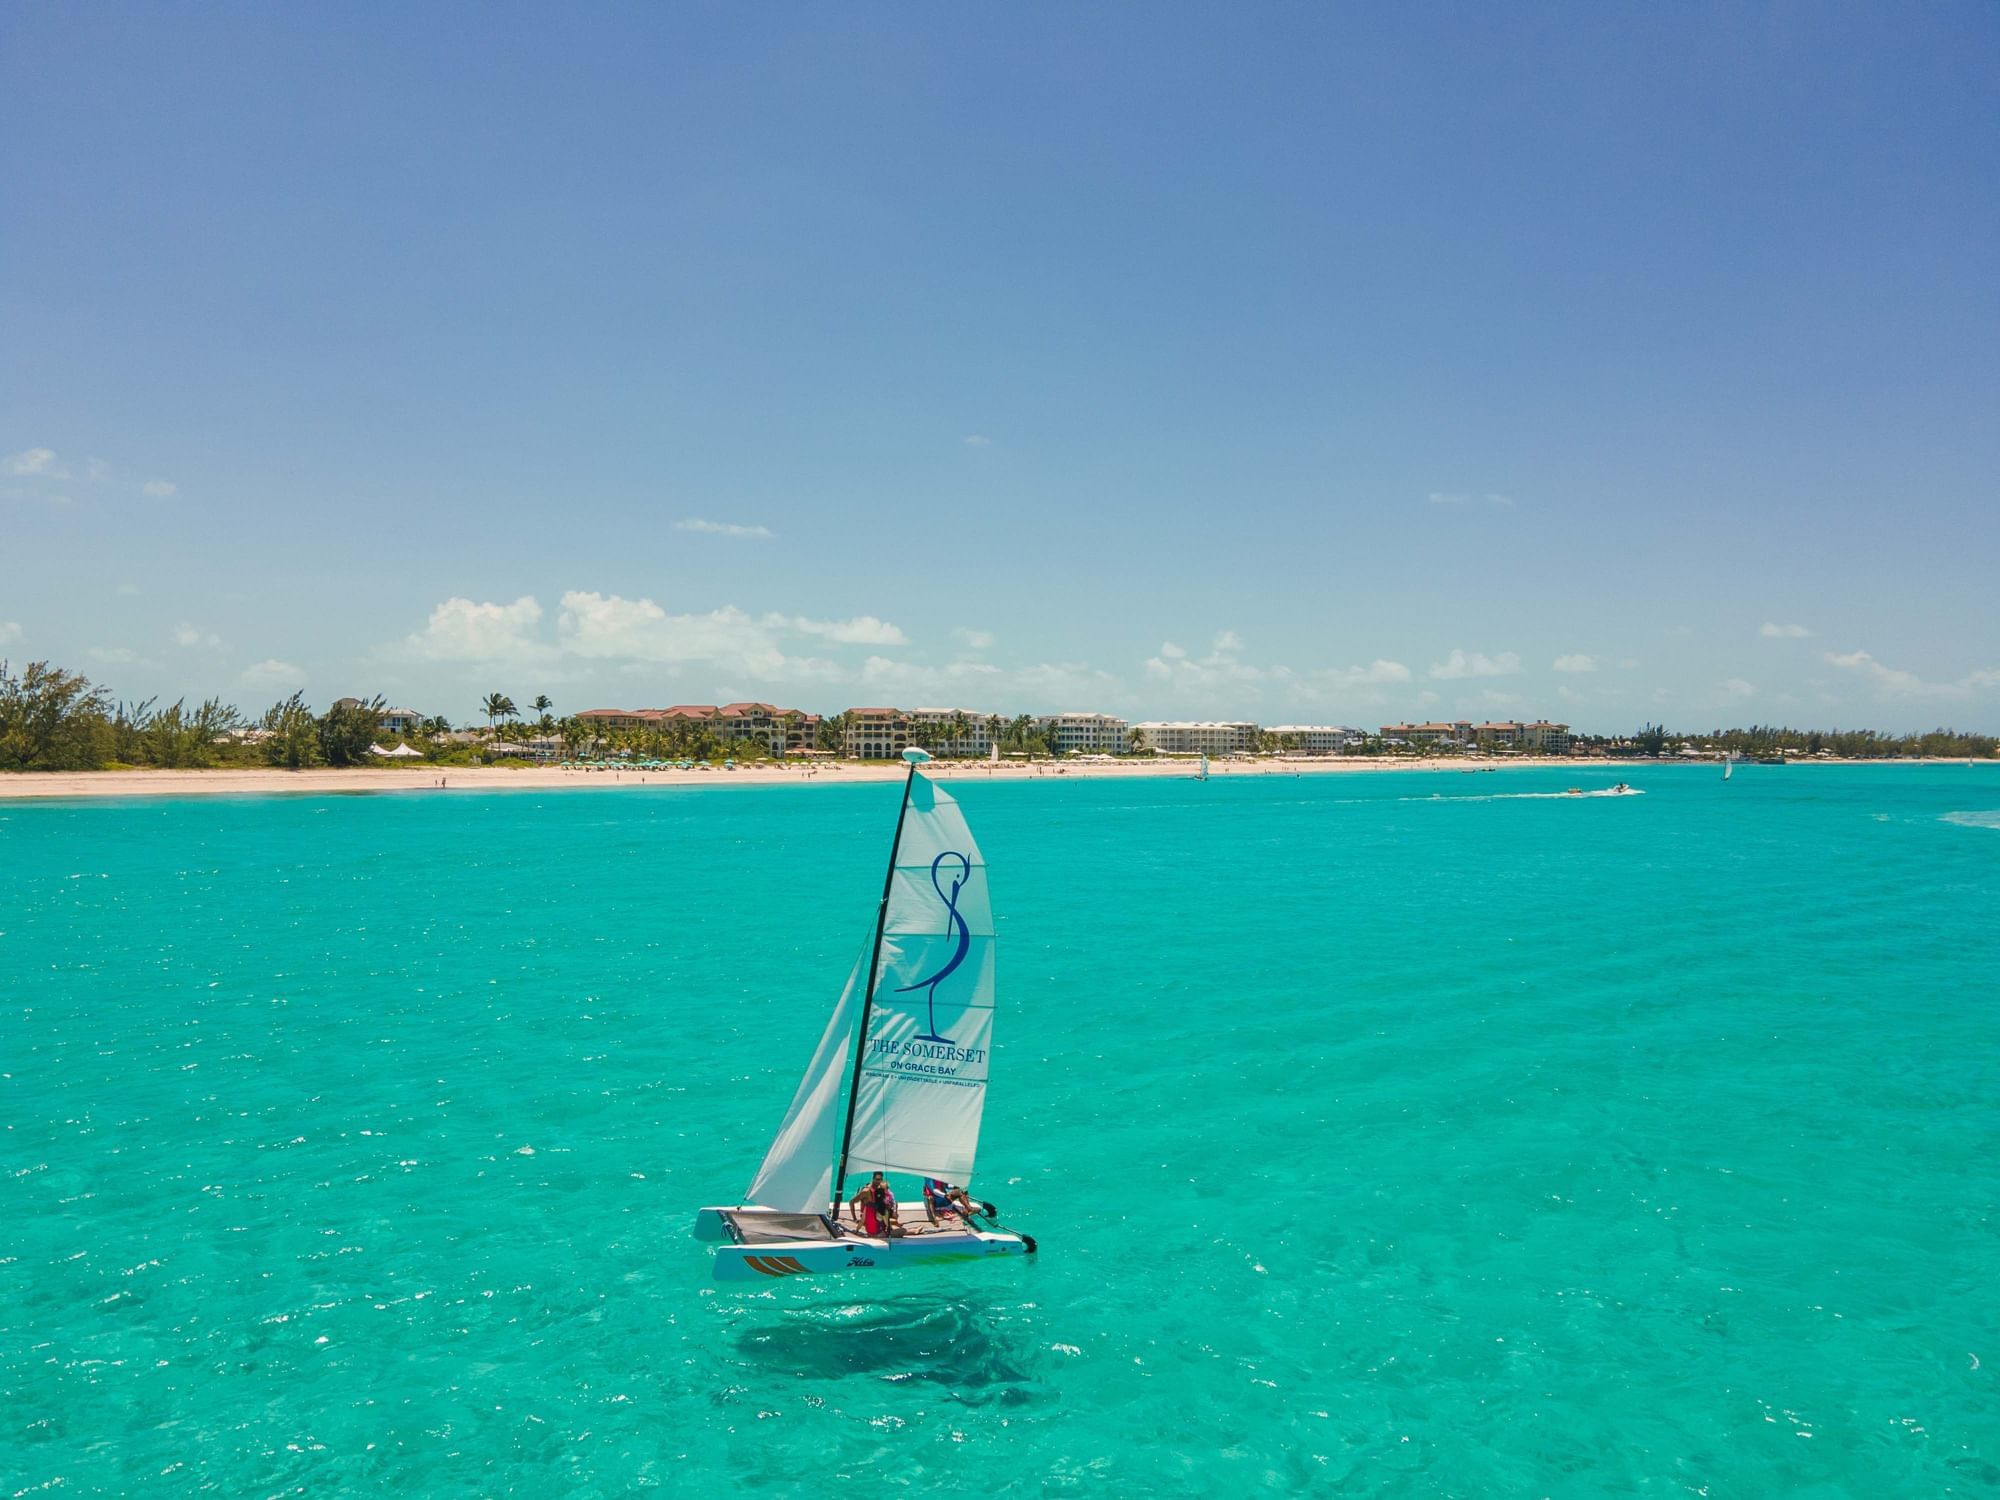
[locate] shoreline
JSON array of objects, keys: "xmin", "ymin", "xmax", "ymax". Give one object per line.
[{"xmin": 0, "ymin": 755, "xmax": 1984, "ymax": 803}]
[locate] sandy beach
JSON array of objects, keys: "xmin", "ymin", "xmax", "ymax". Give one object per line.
[{"xmin": 0, "ymin": 755, "xmax": 1622, "ymax": 801}]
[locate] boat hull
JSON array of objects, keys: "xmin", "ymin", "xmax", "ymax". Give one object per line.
[{"xmin": 696, "ymin": 1204, "xmax": 1032, "ymax": 1281}]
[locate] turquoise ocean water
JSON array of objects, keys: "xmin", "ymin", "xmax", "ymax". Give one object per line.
[{"xmin": 4, "ymin": 765, "xmax": 1997, "ymax": 1495}]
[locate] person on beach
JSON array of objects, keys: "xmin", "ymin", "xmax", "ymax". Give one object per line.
[{"xmin": 850, "ymin": 1172, "xmax": 901, "ymax": 1236}]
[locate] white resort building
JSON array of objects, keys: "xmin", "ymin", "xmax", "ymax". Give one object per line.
[
  {"xmin": 574, "ymin": 703, "xmax": 820, "ymax": 755},
  {"xmin": 1380, "ymin": 721, "xmax": 1475, "ymax": 748},
  {"xmin": 1264, "ymin": 725, "xmax": 1363, "ymax": 754},
  {"xmin": 1036, "ymin": 712, "xmax": 1131, "ymax": 754},
  {"xmin": 842, "ymin": 708, "xmax": 911, "ymax": 759},
  {"xmin": 1131, "ymin": 721, "xmax": 1258, "ymax": 755},
  {"xmin": 904, "ymin": 708, "xmax": 999, "ymax": 757},
  {"xmin": 1473, "ymin": 720, "xmax": 1573, "ymax": 753}
]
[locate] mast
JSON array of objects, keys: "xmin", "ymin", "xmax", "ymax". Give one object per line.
[{"xmin": 831, "ymin": 752, "xmax": 922, "ymax": 1214}]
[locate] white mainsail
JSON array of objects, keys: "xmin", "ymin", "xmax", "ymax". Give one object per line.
[
  {"xmin": 744, "ymin": 945, "xmax": 868, "ymax": 1213},
  {"xmin": 843, "ymin": 771, "xmax": 994, "ymax": 1189}
]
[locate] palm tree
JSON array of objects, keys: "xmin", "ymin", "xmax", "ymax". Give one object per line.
[
  {"xmin": 532, "ymin": 694, "xmax": 553, "ymax": 730},
  {"xmin": 949, "ymin": 711, "xmax": 971, "ymax": 757},
  {"xmin": 482, "ymin": 692, "xmax": 517, "ymax": 732},
  {"xmin": 1128, "ymin": 727, "xmax": 1147, "ymax": 755}
]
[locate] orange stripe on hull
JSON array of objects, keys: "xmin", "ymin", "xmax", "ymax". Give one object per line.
[{"xmin": 743, "ymin": 1254, "xmax": 812, "ymax": 1277}]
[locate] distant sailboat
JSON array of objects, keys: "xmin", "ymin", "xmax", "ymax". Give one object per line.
[
  {"xmin": 693, "ymin": 749, "xmax": 1033, "ymax": 1281},
  {"xmin": 1197, "ymin": 753, "xmax": 1210, "ymax": 782},
  {"xmin": 1723, "ymin": 754, "xmax": 1734, "ymax": 781}
]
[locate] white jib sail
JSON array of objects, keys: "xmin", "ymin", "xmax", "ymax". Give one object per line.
[
  {"xmin": 844, "ymin": 772, "xmax": 994, "ymax": 1187},
  {"xmin": 744, "ymin": 944, "xmax": 867, "ymax": 1213}
]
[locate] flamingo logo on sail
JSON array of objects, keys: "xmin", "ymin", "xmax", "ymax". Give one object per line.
[{"xmin": 897, "ymin": 850, "xmax": 972, "ymax": 1043}]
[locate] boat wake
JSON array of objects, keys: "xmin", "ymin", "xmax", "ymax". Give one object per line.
[
  {"xmin": 1943, "ymin": 810, "xmax": 2000, "ymax": 830},
  {"xmin": 1399, "ymin": 787, "xmax": 1645, "ymax": 803}
]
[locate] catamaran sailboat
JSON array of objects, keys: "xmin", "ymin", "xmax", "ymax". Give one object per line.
[
  {"xmin": 1197, "ymin": 752, "xmax": 1210, "ymax": 781},
  {"xmin": 693, "ymin": 749, "xmax": 1035, "ymax": 1282},
  {"xmin": 1722, "ymin": 753, "xmax": 1734, "ymax": 781}
]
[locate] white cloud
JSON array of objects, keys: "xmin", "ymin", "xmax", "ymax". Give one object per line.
[
  {"xmin": 962, "ymin": 435, "xmax": 992, "ymax": 448},
  {"xmin": 1761, "ymin": 622, "xmax": 1813, "ymax": 639},
  {"xmin": 862, "ymin": 655, "xmax": 1118, "ymax": 706},
  {"xmin": 1, "ymin": 485, "xmax": 73, "ymax": 507},
  {"xmin": 393, "ymin": 592, "xmax": 912, "ymax": 682},
  {"xmin": 142, "ymin": 479, "xmax": 178, "ymax": 499},
  {"xmin": 954, "ymin": 627, "xmax": 996, "ymax": 650},
  {"xmin": 1306, "ymin": 659, "xmax": 1411, "ymax": 690},
  {"xmin": 404, "ymin": 595, "xmax": 553, "ymax": 664},
  {"xmin": 0, "ymin": 621, "xmax": 21, "ymax": 645},
  {"xmin": 172, "ymin": 622, "xmax": 222, "ymax": 649},
  {"xmin": 1142, "ymin": 631, "xmax": 1409, "ymax": 709},
  {"xmin": 1143, "ymin": 630, "xmax": 1272, "ymax": 689},
  {"xmin": 1428, "ymin": 491, "xmax": 1514, "ymax": 508},
  {"xmin": 239, "ymin": 659, "xmax": 306, "ymax": 692},
  {"xmin": 1719, "ymin": 677, "xmax": 1756, "ymax": 703},
  {"xmin": 1823, "ymin": 649, "xmax": 2000, "ymax": 700},
  {"xmin": 1430, "ymin": 649, "xmax": 1522, "ymax": 680},
  {"xmin": 6, "ymin": 447, "xmax": 60, "ymax": 477},
  {"xmin": 1553, "ymin": 654, "xmax": 1599, "ymax": 673},
  {"xmin": 772, "ymin": 613, "xmax": 907, "ymax": 647},
  {"xmin": 86, "ymin": 645, "xmax": 161, "ymax": 675},
  {"xmin": 557, "ymin": 594, "xmax": 844, "ymax": 681},
  {"xmin": 674, "ymin": 518, "xmax": 774, "ymax": 540}
]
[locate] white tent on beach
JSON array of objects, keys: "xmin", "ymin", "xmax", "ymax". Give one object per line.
[{"xmin": 369, "ymin": 742, "xmax": 425, "ymax": 759}]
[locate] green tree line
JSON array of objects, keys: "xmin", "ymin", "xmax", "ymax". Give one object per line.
[{"xmin": 0, "ymin": 661, "xmax": 519, "ymax": 771}]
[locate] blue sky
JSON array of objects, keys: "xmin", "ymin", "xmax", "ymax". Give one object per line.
[{"xmin": 3, "ymin": 3, "xmax": 1995, "ymax": 731}]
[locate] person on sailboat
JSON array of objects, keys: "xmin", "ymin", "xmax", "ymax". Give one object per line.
[
  {"xmin": 922, "ymin": 1178, "xmax": 983, "ymax": 1223},
  {"xmin": 849, "ymin": 1172, "xmax": 902, "ymax": 1237}
]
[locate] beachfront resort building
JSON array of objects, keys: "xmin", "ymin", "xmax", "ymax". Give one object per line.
[
  {"xmin": 1264, "ymin": 725, "xmax": 1364, "ymax": 754},
  {"xmin": 1131, "ymin": 721, "xmax": 1259, "ymax": 755},
  {"xmin": 1473, "ymin": 720, "xmax": 1573, "ymax": 753},
  {"xmin": 1036, "ymin": 712, "xmax": 1131, "ymax": 755},
  {"xmin": 575, "ymin": 703, "xmax": 820, "ymax": 755},
  {"xmin": 1380, "ymin": 721, "xmax": 1475, "ymax": 749},
  {"xmin": 843, "ymin": 708, "xmax": 911, "ymax": 759},
  {"xmin": 905, "ymin": 709, "xmax": 999, "ymax": 758}
]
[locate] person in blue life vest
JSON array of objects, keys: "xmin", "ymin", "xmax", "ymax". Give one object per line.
[{"xmin": 923, "ymin": 1178, "xmax": 985, "ymax": 1223}]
